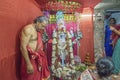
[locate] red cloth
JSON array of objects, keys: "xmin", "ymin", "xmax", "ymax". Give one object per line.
[{"xmin": 21, "ymin": 32, "xmax": 50, "ymax": 80}]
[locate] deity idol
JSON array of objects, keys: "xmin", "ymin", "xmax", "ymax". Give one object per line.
[{"xmin": 51, "ymin": 11, "xmax": 76, "ymax": 79}]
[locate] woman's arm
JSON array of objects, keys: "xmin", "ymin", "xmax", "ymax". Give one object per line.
[{"xmin": 110, "ymin": 26, "xmax": 120, "ymax": 36}]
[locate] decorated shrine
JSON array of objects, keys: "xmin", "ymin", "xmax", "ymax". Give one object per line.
[
  {"xmin": 41, "ymin": 1, "xmax": 83, "ymax": 79},
  {"xmin": 1, "ymin": 0, "xmax": 110, "ymax": 80},
  {"xmin": 35, "ymin": 0, "xmax": 98, "ymax": 79}
]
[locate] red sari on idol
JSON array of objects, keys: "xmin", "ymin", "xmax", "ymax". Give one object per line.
[{"xmin": 21, "ymin": 32, "xmax": 50, "ymax": 80}]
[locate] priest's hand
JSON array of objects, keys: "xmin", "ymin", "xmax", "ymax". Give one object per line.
[{"xmin": 26, "ymin": 63, "xmax": 34, "ymax": 74}]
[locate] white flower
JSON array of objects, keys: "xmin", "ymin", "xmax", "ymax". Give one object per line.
[
  {"xmin": 52, "ymin": 38, "xmax": 57, "ymax": 44},
  {"xmin": 52, "ymin": 45, "xmax": 56, "ymax": 50},
  {"xmin": 69, "ymin": 47, "xmax": 73, "ymax": 52},
  {"xmin": 53, "ymin": 30, "xmax": 57, "ymax": 37}
]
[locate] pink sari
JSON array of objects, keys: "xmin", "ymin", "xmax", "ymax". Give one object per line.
[{"xmin": 111, "ymin": 25, "xmax": 120, "ymax": 46}]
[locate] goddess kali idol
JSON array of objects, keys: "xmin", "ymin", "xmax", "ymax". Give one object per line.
[{"xmin": 51, "ymin": 11, "xmax": 76, "ymax": 79}]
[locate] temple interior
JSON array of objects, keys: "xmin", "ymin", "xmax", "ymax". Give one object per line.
[{"xmin": 0, "ymin": 0, "xmax": 120, "ymax": 80}]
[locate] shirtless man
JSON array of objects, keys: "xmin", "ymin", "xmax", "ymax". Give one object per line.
[{"xmin": 20, "ymin": 16, "xmax": 50, "ymax": 80}]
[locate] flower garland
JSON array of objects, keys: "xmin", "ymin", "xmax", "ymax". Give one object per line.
[
  {"xmin": 51, "ymin": 29, "xmax": 76, "ymax": 79},
  {"xmin": 41, "ymin": 0, "xmax": 81, "ymax": 13}
]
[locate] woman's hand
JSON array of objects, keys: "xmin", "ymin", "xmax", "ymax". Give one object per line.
[
  {"xmin": 110, "ymin": 26, "xmax": 115, "ymax": 31},
  {"xmin": 109, "ymin": 41, "xmax": 114, "ymax": 47}
]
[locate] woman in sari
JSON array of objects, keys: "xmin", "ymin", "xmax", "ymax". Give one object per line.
[
  {"xmin": 104, "ymin": 18, "xmax": 116, "ymax": 57},
  {"xmin": 110, "ymin": 24, "xmax": 120, "ymax": 74}
]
